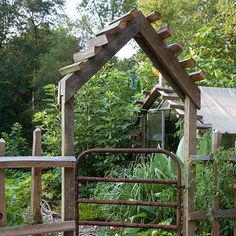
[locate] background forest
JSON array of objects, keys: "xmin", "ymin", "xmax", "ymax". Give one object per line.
[{"xmin": 0, "ymin": 0, "xmax": 235, "ymax": 235}]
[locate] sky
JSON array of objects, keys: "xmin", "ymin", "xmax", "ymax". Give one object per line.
[{"xmin": 65, "ymin": 0, "xmax": 137, "ymax": 59}]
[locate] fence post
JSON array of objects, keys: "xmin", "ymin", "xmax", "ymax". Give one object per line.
[
  {"xmin": 31, "ymin": 128, "xmax": 42, "ymax": 228},
  {"xmin": 0, "ymin": 139, "xmax": 6, "ymax": 227},
  {"xmin": 211, "ymin": 129, "xmax": 222, "ymax": 236}
]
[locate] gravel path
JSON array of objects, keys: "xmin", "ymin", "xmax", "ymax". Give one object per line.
[{"xmin": 79, "ymin": 225, "xmax": 98, "ymax": 236}]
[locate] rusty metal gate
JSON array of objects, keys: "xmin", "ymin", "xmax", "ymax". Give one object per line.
[{"xmin": 74, "ymin": 148, "xmax": 181, "ymax": 235}]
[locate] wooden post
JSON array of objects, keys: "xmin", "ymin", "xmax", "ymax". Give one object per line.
[
  {"xmin": 0, "ymin": 139, "xmax": 6, "ymax": 227},
  {"xmin": 183, "ymin": 96, "xmax": 197, "ymax": 235},
  {"xmin": 211, "ymin": 129, "xmax": 222, "ymax": 236},
  {"xmin": 140, "ymin": 111, "xmax": 147, "ymax": 148},
  {"xmin": 31, "ymin": 128, "xmax": 43, "ymax": 229},
  {"xmin": 61, "ymin": 97, "xmax": 75, "ymax": 236}
]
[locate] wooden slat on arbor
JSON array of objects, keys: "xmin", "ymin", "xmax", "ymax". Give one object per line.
[
  {"xmin": 159, "ymin": 90, "xmax": 179, "ymax": 100},
  {"xmin": 179, "ymin": 58, "xmax": 196, "ymax": 68},
  {"xmin": 59, "ymin": 62, "xmax": 84, "ymax": 76},
  {"xmin": 108, "ymin": 9, "xmax": 138, "ymax": 25},
  {"xmin": 86, "ymin": 34, "xmax": 110, "ymax": 47},
  {"xmin": 157, "ymin": 24, "xmax": 174, "ymax": 40},
  {"xmin": 176, "ymin": 109, "xmax": 203, "ymax": 120},
  {"xmin": 156, "ymin": 86, "xmax": 175, "ymax": 93},
  {"xmin": 142, "ymin": 85, "xmax": 160, "ymax": 110},
  {"xmin": 189, "ymin": 71, "xmax": 206, "ymax": 82},
  {"xmin": 136, "ymin": 14, "xmax": 200, "ymax": 108},
  {"xmin": 60, "ymin": 17, "xmax": 140, "ymax": 103},
  {"xmin": 168, "ymin": 101, "xmax": 184, "ymax": 110},
  {"xmin": 0, "ymin": 156, "xmax": 76, "ymax": 168},
  {"xmin": 167, "ymin": 43, "xmax": 184, "ymax": 54},
  {"xmin": 146, "ymin": 11, "xmax": 161, "ymax": 23},
  {"xmin": 73, "ymin": 46, "xmax": 102, "ymax": 62}
]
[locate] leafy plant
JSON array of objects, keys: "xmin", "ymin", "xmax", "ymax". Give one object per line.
[{"xmin": 1, "ymin": 122, "xmax": 30, "ymax": 156}]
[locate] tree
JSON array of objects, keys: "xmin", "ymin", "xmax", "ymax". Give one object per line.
[
  {"xmin": 76, "ymin": 0, "xmax": 137, "ymax": 43},
  {"xmin": 138, "ymin": 0, "xmax": 236, "ymax": 87}
]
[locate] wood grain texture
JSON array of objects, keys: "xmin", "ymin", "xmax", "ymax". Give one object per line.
[
  {"xmin": 31, "ymin": 128, "xmax": 42, "ymax": 234},
  {"xmin": 61, "ymin": 97, "xmax": 75, "ymax": 236},
  {"xmin": 146, "ymin": 11, "xmax": 161, "ymax": 23},
  {"xmin": 0, "ymin": 221, "xmax": 75, "ymax": 236},
  {"xmin": 108, "ymin": 9, "xmax": 138, "ymax": 26},
  {"xmin": 157, "ymin": 24, "xmax": 174, "ymax": 40},
  {"xmin": 73, "ymin": 46, "xmax": 102, "ymax": 63},
  {"xmin": 61, "ymin": 17, "xmax": 140, "ymax": 103},
  {"xmin": 96, "ymin": 20, "xmax": 127, "ymax": 36},
  {"xmin": 142, "ymin": 85, "xmax": 160, "ymax": 110},
  {"xmin": 189, "ymin": 71, "xmax": 206, "ymax": 82},
  {"xmin": 86, "ymin": 34, "xmax": 110, "ymax": 47},
  {"xmin": 167, "ymin": 42, "xmax": 184, "ymax": 54},
  {"xmin": 179, "ymin": 58, "xmax": 196, "ymax": 68},
  {"xmin": 0, "ymin": 139, "xmax": 6, "ymax": 227},
  {"xmin": 183, "ymin": 96, "xmax": 197, "ymax": 235},
  {"xmin": 0, "ymin": 156, "xmax": 76, "ymax": 168},
  {"xmin": 136, "ymin": 13, "xmax": 200, "ymax": 108},
  {"xmin": 59, "ymin": 62, "xmax": 84, "ymax": 76}
]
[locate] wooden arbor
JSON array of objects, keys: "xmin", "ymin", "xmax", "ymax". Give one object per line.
[{"xmin": 58, "ymin": 9, "xmax": 204, "ymax": 235}]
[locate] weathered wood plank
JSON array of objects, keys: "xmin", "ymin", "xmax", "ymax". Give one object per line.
[
  {"xmin": 180, "ymin": 58, "xmax": 196, "ymax": 68},
  {"xmin": 155, "ymin": 86, "xmax": 175, "ymax": 93},
  {"xmin": 61, "ymin": 97, "xmax": 75, "ymax": 236},
  {"xmin": 211, "ymin": 130, "xmax": 222, "ymax": 236},
  {"xmin": 189, "ymin": 71, "xmax": 206, "ymax": 82},
  {"xmin": 60, "ymin": 17, "xmax": 140, "ymax": 103},
  {"xmin": 159, "ymin": 90, "xmax": 179, "ymax": 100},
  {"xmin": 142, "ymin": 85, "xmax": 160, "ymax": 110},
  {"xmin": 73, "ymin": 46, "xmax": 102, "ymax": 63},
  {"xmin": 157, "ymin": 24, "xmax": 174, "ymax": 40},
  {"xmin": 0, "ymin": 139, "xmax": 6, "ymax": 227},
  {"xmin": 108, "ymin": 9, "xmax": 138, "ymax": 25},
  {"xmin": 234, "ymin": 141, "xmax": 236, "ymax": 236},
  {"xmin": 59, "ymin": 62, "xmax": 84, "ymax": 76},
  {"xmin": 146, "ymin": 11, "xmax": 161, "ymax": 23},
  {"xmin": 0, "ymin": 156, "xmax": 76, "ymax": 168},
  {"xmin": 168, "ymin": 42, "xmax": 184, "ymax": 54},
  {"xmin": 137, "ymin": 13, "xmax": 200, "ymax": 108},
  {"xmin": 183, "ymin": 96, "xmax": 197, "ymax": 235},
  {"xmin": 0, "ymin": 221, "xmax": 75, "ymax": 236},
  {"xmin": 96, "ymin": 20, "xmax": 127, "ymax": 36},
  {"xmin": 189, "ymin": 209, "xmax": 236, "ymax": 221},
  {"xmin": 168, "ymin": 101, "xmax": 184, "ymax": 110},
  {"xmin": 86, "ymin": 34, "xmax": 110, "ymax": 47},
  {"xmin": 31, "ymin": 128, "xmax": 42, "ymax": 233}
]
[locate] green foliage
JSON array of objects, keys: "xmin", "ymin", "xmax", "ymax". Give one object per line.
[
  {"xmin": 194, "ymin": 148, "xmax": 235, "ymax": 234},
  {"xmin": 34, "ymin": 84, "xmax": 61, "ymax": 156},
  {"xmin": 1, "ymin": 122, "xmax": 30, "ymax": 156}
]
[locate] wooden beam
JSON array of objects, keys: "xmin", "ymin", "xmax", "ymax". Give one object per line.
[
  {"xmin": 157, "ymin": 24, "xmax": 174, "ymax": 40},
  {"xmin": 142, "ymin": 85, "xmax": 160, "ymax": 110},
  {"xmin": 59, "ymin": 62, "xmax": 84, "ymax": 76},
  {"xmin": 31, "ymin": 128, "xmax": 42, "ymax": 231},
  {"xmin": 73, "ymin": 46, "xmax": 102, "ymax": 63},
  {"xmin": 189, "ymin": 71, "xmax": 206, "ymax": 82},
  {"xmin": 159, "ymin": 91, "xmax": 179, "ymax": 100},
  {"xmin": 146, "ymin": 11, "xmax": 161, "ymax": 23},
  {"xmin": 179, "ymin": 58, "xmax": 196, "ymax": 69},
  {"xmin": 96, "ymin": 20, "xmax": 128, "ymax": 36},
  {"xmin": 108, "ymin": 9, "xmax": 138, "ymax": 26},
  {"xmin": 86, "ymin": 34, "xmax": 110, "ymax": 47},
  {"xmin": 168, "ymin": 42, "xmax": 184, "ymax": 54},
  {"xmin": 168, "ymin": 101, "xmax": 184, "ymax": 110},
  {"xmin": 177, "ymin": 110, "xmax": 203, "ymax": 121},
  {"xmin": 136, "ymin": 13, "xmax": 200, "ymax": 108},
  {"xmin": 0, "ymin": 139, "xmax": 6, "ymax": 227},
  {"xmin": 0, "ymin": 156, "xmax": 76, "ymax": 168},
  {"xmin": 189, "ymin": 209, "xmax": 236, "ymax": 221},
  {"xmin": 0, "ymin": 221, "xmax": 75, "ymax": 236},
  {"xmin": 155, "ymin": 86, "xmax": 174, "ymax": 93},
  {"xmin": 61, "ymin": 97, "xmax": 75, "ymax": 236},
  {"xmin": 183, "ymin": 96, "xmax": 197, "ymax": 235},
  {"xmin": 211, "ymin": 130, "xmax": 222, "ymax": 236},
  {"xmin": 60, "ymin": 17, "xmax": 140, "ymax": 103}
]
